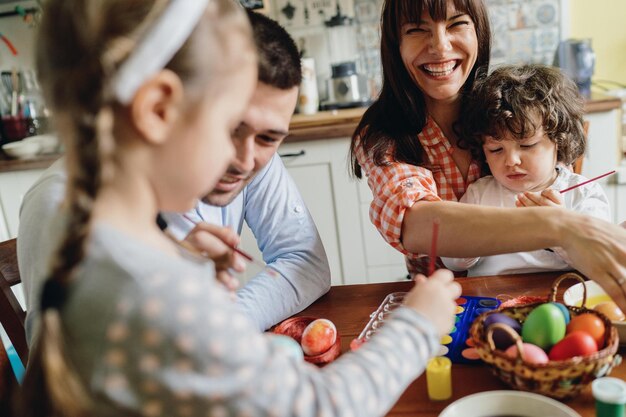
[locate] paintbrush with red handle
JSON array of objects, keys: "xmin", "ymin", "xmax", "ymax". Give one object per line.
[{"xmin": 560, "ymin": 170, "xmax": 616, "ymax": 194}]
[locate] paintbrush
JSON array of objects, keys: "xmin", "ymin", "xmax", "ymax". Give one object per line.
[
  {"xmin": 428, "ymin": 219, "xmax": 440, "ymax": 276},
  {"xmin": 560, "ymin": 170, "xmax": 616, "ymax": 194},
  {"xmin": 181, "ymin": 214, "xmax": 278, "ymax": 277}
]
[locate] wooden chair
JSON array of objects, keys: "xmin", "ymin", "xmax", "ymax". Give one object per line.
[
  {"xmin": 0, "ymin": 238, "xmax": 25, "ymax": 412},
  {"xmin": 0, "ymin": 238, "xmax": 27, "ymax": 366},
  {"xmin": 572, "ymin": 121, "xmax": 590, "ymax": 175}
]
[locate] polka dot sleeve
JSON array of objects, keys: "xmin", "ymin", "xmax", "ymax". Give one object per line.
[{"xmin": 94, "ymin": 268, "xmax": 439, "ymax": 417}]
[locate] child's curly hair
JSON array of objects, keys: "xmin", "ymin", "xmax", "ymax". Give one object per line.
[{"xmin": 456, "ymin": 64, "xmax": 586, "ymax": 175}]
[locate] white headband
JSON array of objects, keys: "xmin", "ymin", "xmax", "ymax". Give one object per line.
[{"xmin": 112, "ymin": 0, "xmax": 210, "ymax": 104}]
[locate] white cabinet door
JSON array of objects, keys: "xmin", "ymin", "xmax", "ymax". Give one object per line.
[
  {"xmin": 279, "ymin": 139, "xmax": 367, "ymax": 285},
  {"xmin": 583, "ymin": 109, "xmax": 622, "ymax": 223},
  {"xmin": 0, "ymin": 169, "xmax": 45, "ymax": 240}
]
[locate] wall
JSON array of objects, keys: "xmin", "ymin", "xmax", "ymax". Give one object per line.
[
  {"xmin": 569, "ymin": 0, "xmax": 626, "ymax": 87},
  {"xmin": 0, "ymin": 1, "xmax": 38, "ymax": 71}
]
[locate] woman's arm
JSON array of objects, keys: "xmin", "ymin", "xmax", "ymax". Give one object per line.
[{"xmin": 402, "ymin": 200, "xmax": 626, "ymax": 311}]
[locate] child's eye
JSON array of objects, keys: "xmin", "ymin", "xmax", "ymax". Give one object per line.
[
  {"xmin": 520, "ymin": 143, "xmax": 537, "ymax": 149},
  {"xmin": 487, "ymin": 148, "xmax": 502, "ymax": 154}
]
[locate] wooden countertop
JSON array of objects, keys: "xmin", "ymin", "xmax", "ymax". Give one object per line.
[
  {"xmin": 284, "ymin": 107, "xmax": 366, "ymax": 143},
  {"xmin": 285, "ymin": 92, "xmax": 622, "ymax": 143},
  {"xmin": 294, "ymin": 272, "xmax": 624, "ymax": 417},
  {"xmin": 1, "ymin": 93, "xmax": 621, "ymax": 173}
]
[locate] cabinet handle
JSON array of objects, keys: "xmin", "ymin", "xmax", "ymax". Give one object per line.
[{"xmin": 278, "ymin": 150, "xmax": 306, "ymax": 158}]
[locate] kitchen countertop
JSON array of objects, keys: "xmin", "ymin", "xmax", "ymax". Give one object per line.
[
  {"xmin": 285, "ymin": 92, "xmax": 623, "ymax": 142},
  {"xmin": 1, "ymin": 92, "xmax": 621, "ymax": 173}
]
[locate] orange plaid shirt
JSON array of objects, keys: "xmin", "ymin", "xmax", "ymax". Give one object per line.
[{"xmin": 354, "ymin": 116, "xmax": 481, "ymax": 275}]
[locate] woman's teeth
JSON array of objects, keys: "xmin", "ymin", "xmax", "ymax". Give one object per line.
[{"xmin": 423, "ymin": 61, "xmax": 456, "ymax": 76}]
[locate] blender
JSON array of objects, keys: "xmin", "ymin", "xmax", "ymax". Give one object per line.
[
  {"xmin": 321, "ymin": 2, "xmax": 370, "ymax": 110},
  {"xmin": 553, "ymin": 39, "xmax": 595, "ymax": 98}
]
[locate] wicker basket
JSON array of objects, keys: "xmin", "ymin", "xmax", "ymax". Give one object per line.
[{"xmin": 469, "ymin": 272, "xmax": 622, "ymax": 400}]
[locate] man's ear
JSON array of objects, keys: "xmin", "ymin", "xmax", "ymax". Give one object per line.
[{"xmin": 129, "ymin": 69, "xmax": 184, "ymax": 145}]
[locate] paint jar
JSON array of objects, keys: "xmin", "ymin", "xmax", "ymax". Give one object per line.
[
  {"xmin": 298, "ymin": 57, "xmax": 319, "ymax": 115},
  {"xmin": 591, "ymin": 377, "xmax": 626, "ymax": 417},
  {"xmin": 426, "ymin": 356, "xmax": 452, "ymax": 400}
]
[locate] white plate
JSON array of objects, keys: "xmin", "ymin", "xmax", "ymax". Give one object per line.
[
  {"xmin": 22, "ymin": 134, "xmax": 59, "ymax": 154},
  {"xmin": 563, "ymin": 280, "xmax": 626, "ymax": 345},
  {"xmin": 439, "ymin": 390, "xmax": 580, "ymax": 417},
  {"xmin": 2, "ymin": 140, "xmax": 42, "ymax": 159}
]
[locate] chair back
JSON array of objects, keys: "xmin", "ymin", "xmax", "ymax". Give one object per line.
[{"xmin": 0, "ymin": 238, "xmax": 27, "ymax": 365}]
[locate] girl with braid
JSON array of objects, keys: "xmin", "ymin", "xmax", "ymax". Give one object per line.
[{"xmin": 19, "ymin": 1, "xmax": 460, "ymax": 416}]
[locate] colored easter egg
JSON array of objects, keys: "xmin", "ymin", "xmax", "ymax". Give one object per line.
[
  {"xmin": 484, "ymin": 313, "xmax": 522, "ymax": 333},
  {"xmin": 567, "ymin": 313, "xmax": 606, "ymax": 349},
  {"xmin": 594, "ymin": 301, "xmax": 625, "ymax": 322},
  {"xmin": 484, "ymin": 314, "xmax": 522, "ymax": 350},
  {"xmin": 548, "ymin": 331, "xmax": 598, "ymax": 361},
  {"xmin": 301, "ymin": 319, "xmax": 337, "ymax": 356},
  {"xmin": 504, "ymin": 342, "xmax": 549, "ymax": 365},
  {"xmin": 267, "ymin": 334, "xmax": 304, "ymax": 360},
  {"xmin": 550, "ymin": 302, "xmax": 571, "ymax": 324},
  {"xmin": 521, "ymin": 303, "xmax": 566, "ymax": 350}
]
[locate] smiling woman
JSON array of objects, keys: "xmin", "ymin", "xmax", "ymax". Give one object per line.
[{"xmin": 349, "ymin": 0, "xmax": 626, "ymax": 315}]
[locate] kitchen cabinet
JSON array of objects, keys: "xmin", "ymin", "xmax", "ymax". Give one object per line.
[
  {"xmin": 582, "ymin": 108, "xmax": 625, "ymax": 223},
  {"xmin": 0, "ymin": 168, "xmax": 44, "ymax": 240}
]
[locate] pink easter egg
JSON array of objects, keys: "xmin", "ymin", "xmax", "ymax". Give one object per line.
[
  {"xmin": 504, "ymin": 342, "xmax": 549, "ymax": 365},
  {"xmin": 301, "ymin": 319, "xmax": 337, "ymax": 356}
]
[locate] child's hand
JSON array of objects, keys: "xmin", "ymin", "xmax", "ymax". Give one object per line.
[
  {"xmin": 515, "ymin": 189, "xmax": 563, "ymax": 208},
  {"xmin": 402, "ymin": 269, "xmax": 461, "ymax": 336},
  {"xmin": 184, "ymin": 223, "xmax": 246, "ymax": 292}
]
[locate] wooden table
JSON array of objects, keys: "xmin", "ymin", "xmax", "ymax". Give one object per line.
[{"xmin": 293, "ymin": 272, "xmax": 625, "ymax": 417}]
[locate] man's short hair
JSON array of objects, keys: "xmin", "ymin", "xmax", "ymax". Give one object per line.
[{"xmin": 246, "ymin": 10, "xmax": 302, "ymax": 89}]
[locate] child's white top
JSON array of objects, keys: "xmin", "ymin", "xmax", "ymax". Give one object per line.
[{"xmin": 441, "ymin": 167, "xmax": 611, "ymax": 276}]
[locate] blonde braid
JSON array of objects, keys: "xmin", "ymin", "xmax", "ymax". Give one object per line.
[{"xmin": 19, "ymin": 1, "xmax": 170, "ymax": 416}]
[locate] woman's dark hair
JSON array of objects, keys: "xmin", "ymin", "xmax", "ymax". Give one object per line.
[
  {"xmin": 457, "ymin": 64, "xmax": 586, "ymax": 175},
  {"xmin": 350, "ymin": 0, "xmax": 491, "ymax": 178}
]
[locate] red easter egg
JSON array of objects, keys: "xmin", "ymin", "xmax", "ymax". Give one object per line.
[
  {"xmin": 566, "ymin": 313, "xmax": 606, "ymax": 349},
  {"xmin": 548, "ymin": 331, "xmax": 598, "ymax": 361},
  {"xmin": 301, "ymin": 319, "xmax": 337, "ymax": 356},
  {"xmin": 504, "ymin": 342, "xmax": 549, "ymax": 365}
]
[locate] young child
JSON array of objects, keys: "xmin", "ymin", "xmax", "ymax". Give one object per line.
[
  {"xmin": 19, "ymin": 1, "xmax": 461, "ymax": 416},
  {"xmin": 441, "ymin": 64, "xmax": 611, "ymax": 276}
]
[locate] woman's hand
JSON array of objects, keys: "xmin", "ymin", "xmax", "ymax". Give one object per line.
[
  {"xmin": 403, "ymin": 269, "xmax": 461, "ymax": 337},
  {"xmin": 561, "ymin": 215, "xmax": 626, "ymax": 313},
  {"xmin": 515, "ymin": 189, "xmax": 563, "ymax": 207},
  {"xmin": 184, "ymin": 223, "xmax": 246, "ymax": 292}
]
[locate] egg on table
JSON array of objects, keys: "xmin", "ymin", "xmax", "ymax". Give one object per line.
[{"xmin": 301, "ymin": 318, "xmax": 337, "ymax": 356}]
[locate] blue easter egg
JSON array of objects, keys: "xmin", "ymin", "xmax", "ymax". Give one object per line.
[
  {"xmin": 550, "ymin": 302, "xmax": 571, "ymax": 324},
  {"xmin": 267, "ymin": 334, "xmax": 304, "ymax": 360}
]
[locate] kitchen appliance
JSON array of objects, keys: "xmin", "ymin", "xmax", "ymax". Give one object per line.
[
  {"xmin": 320, "ymin": 3, "xmax": 370, "ymax": 110},
  {"xmin": 554, "ymin": 39, "xmax": 595, "ymax": 97}
]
